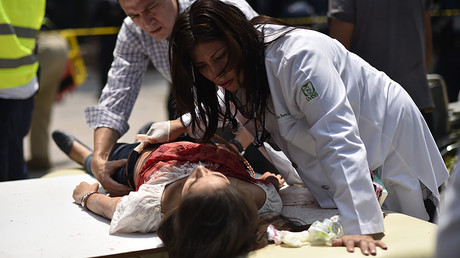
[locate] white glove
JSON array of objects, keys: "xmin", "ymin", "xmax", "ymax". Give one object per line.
[{"xmin": 134, "ymin": 121, "xmax": 170, "ymax": 152}]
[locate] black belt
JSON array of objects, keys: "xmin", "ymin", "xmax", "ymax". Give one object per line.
[{"xmin": 125, "ymin": 149, "xmax": 139, "ymax": 190}]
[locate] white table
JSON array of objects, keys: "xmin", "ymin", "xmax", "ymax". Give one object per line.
[
  {"xmin": 0, "ymin": 172, "xmax": 438, "ymax": 257},
  {"xmin": 0, "ymin": 174, "xmax": 163, "ymax": 257}
]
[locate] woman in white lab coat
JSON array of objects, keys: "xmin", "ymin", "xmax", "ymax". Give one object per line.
[{"xmin": 141, "ymin": 0, "xmax": 448, "ymax": 254}]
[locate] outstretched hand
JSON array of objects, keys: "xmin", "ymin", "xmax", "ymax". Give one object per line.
[
  {"xmin": 91, "ymin": 157, "xmax": 130, "ymax": 197},
  {"xmin": 332, "ymin": 234, "xmax": 387, "ymax": 255}
]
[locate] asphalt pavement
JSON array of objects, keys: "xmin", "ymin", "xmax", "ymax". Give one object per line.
[{"xmin": 26, "ymin": 66, "xmax": 170, "ymax": 178}]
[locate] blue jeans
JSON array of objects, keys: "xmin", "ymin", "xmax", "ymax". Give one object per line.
[{"xmin": 0, "ymin": 96, "xmax": 34, "ymax": 181}]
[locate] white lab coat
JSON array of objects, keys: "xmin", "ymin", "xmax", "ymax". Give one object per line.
[
  {"xmin": 184, "ymin": 24, "xmax": 449, "ymax": 235},
  {"xmin": 239, "ymin": 25, "xmax": 448, "ymax": 235}
]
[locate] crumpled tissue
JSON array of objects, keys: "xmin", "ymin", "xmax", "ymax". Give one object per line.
[{"xmin": 267, "ymin": 215, "xmax": 343, "ymax": 247}]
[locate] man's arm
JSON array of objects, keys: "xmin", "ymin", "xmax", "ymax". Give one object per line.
[
  {"xmin": 328, "ymin": 18, "xmax": 355, "ymax": 50},
  {"xmin": 91, "ymin": 127, "xmax": 131, "ymax": 196}
]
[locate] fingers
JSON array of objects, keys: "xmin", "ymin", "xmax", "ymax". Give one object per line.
[
  {"xmin": 276, "ymin": 174, "xmax": 285, "ymax": 185},
  {"xmin": 332, "ymin": 235, "xmax": 387, "ymax": 255},
  {"xmin": 72, "ymin": 187, "xmax": 83, "ymax": 203},
  {"xmin": 331, "ymin": 238, "xmax": 355, "ymax": 252},
  {"xmin": 90, "ymin": 182, "xmax": 100, "ymax": 191},
  {"xmin": 366, "ymin": 241, "xmax": 376, "ymax": 256},
  {"xmin": 101, "ymin": 159, "xmax": 130, "ymax": 196},
  {"xmin": 358, "ymin": 240, "xmax": 370, "ymax": 255},
  {"xmin": 106, "ymin": 159, "xmax": 128, "ymax": 176},
  {"xmin": 91, "ymin": 157, "xmax": 131, "ymax": 197},
  {"xmin": 135, "ymin": 134, "xmax": 148, "ymax": 141},
  {"xmin": 376, "ymin": 240, "xmax": 388, "ymax": 250},
  {"xmin": 133, "ymin": 142, "xmax": 146, "ymax": 152},
  {"xmin": 259, "ymin": 172, "xmax": 286, "ymax": 189},
  {"xmin": 345, "ymin": 239, "xmax": 356, "ymax": 253},
  {"xmin": 103, "ymin": 179, "xmax": 131, "ymax": 197},
  {"xmin": 135, "ymin": 134, "xmax": 156, "ymax": 143},
  {"xmin": 260, "ymin": 172, "xmax": 284, "ymax": 180},
  {"xmin": 331, "ymin": 238, "xmax": 343, "ymax": 247},
  {"xmin": 262, "ymin": 171, "xmax": 272, "ymax": 177},
  {"xmin": 73, "ymin": 181, "xmax": 99, "ymax": 203},
  {"xmin": 358, "ymin": 240, "xmax": 385, "ymax": 256}
]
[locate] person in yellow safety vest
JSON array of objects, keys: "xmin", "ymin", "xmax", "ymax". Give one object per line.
[{"xmin": 0, "ymin": 0, "xmax": 45, "ymax": 181}]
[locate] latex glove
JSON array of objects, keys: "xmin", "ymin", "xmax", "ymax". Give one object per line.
[
  {"xmin": 135, "ymin": 121, "xmax": 170, "ymax": 152},
  {"xmin": 136, "ymin": 121, "xmax": 170, "ymax": 143}
]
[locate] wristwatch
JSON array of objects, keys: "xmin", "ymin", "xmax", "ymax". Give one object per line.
[
  {"xmin": 81, "ymin": 191, "xmax": 99, "ymax": 209},
  {"xmin": 229, "ymin": 138, "xmax": 245, "ymax": 155}
]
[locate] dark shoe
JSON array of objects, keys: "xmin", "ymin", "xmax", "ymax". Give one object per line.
[{"xmin": 52, "ymin": 130, "xmax": 92, "ymax": 155}]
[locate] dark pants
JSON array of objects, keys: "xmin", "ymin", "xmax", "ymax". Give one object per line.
[{"xmin": 0, "ymin": 96, "xmax": 34, "ymax": 181}]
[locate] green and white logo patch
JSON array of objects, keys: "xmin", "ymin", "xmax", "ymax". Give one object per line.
[{"xmin": 301, "ymin": 81, "xmax": 318, "ymax": 101}]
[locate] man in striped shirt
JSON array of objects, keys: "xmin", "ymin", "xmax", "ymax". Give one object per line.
[{"xmin": 84, "ymin": 0, "xmax": 258, "ymax": 196}]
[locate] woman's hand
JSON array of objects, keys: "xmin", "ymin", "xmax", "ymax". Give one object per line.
[
  {"xmin": 136, "ymin": 119, "xmax": 188, "ymax": 144},
  {"xmin": 332, "ymin": 234, "xmax": 387, "ymax": 255},
  {"xmin": 136, "ymin": 121, "xmax": 171, "ymax": 144},
  {"xmin": 73, "ymin": 182, "xmax": 100, "ymax": 204},
  {"xmin": 73, "ymin": 181, "xmax": 123, "ymax": 219},
  {"xmin": 258, "ymin": 172, "xmax": 285, "ymax": 190},
  {"xmin": 135, "ymin": 119, "xmax": 188, "ymax": 152}
]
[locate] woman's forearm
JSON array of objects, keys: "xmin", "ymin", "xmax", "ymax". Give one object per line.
[
  {"xmin": 85, "ymin": 193, "xmax": 122, "ymax": 220},
  {"xmin": 170, "ymin": 118, "xmax": 188, "ymax": 140},
  {"xmin": 234, "ymin": 126, "xmax": 253, "ymax": 149}
]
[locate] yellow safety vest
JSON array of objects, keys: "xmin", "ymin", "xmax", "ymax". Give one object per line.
[{"xmin": 0, "ymin": 0, "xmax": 45, "ymax": 89}]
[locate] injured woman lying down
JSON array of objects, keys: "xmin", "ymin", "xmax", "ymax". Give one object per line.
[
  {"xmin": 53, "ymin": 129, "xmax": 385, "ymax": 257},
  {"xmin": 53, "ymin": 130, "xmax": 298, "ymax": 257}
]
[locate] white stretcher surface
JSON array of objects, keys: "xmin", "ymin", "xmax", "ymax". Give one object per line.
[
  {"xmin": 0, "ymin": 171, "xmax": 438, "ymax": 258},
  {"xmin": 0, "ymin": 174, "xmax": 162, "ymax": 258}
]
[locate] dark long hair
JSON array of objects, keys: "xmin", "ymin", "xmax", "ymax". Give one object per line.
[
  {"xmin": 157, "ymin": 186, "xmax": 305, "ymax": 258},
  {"xmin": 169, "ymin": 0, "xmax": 276, "ymax": 142}
]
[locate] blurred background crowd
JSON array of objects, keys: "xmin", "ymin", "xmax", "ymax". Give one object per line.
[{"xmin": 13, "ymin": 0, "xmax": 460, "ymax": 178}]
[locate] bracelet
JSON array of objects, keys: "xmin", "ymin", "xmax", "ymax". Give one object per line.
[
  {"xmin": 81, "ymin": 191, "xmax": 99, "ymax": 209},
  {"xmin": 229, "ymin": 138, "xmax": 245, "ymax": 155}
]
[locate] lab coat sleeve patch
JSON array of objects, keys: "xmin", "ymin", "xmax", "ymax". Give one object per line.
[{"xmin": 301, "ymin": 81, "xmax": 318, "ymax": 101}]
